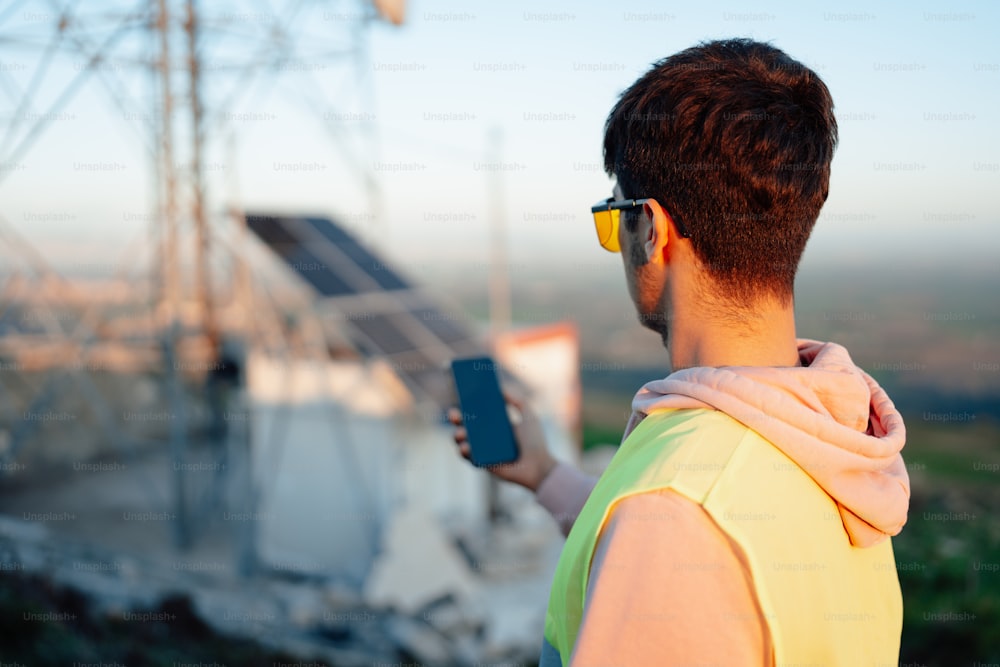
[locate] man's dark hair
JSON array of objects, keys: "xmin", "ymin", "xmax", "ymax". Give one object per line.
[{"xmin": 603, "ymin": 38, "xmax": 837, "ymax": 305}]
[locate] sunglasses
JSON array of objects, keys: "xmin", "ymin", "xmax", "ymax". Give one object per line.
[{"xmin": 590, "ymin": 197, "xmax": 690, "ymax": 253}]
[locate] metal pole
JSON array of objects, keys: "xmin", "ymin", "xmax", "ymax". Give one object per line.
[
  {"xmin": 157, "ymin": 0, "xmax": 180, "ymax": 327},
  {"xmin": 185, "ymin": 0, "xmax": 216, "ymax": 350},
  {"xmin": 149, "ymin": 25, "xmax": 164, "ymax": 303},
  {"xmin": 158, "ymin": 0, "xmax": 188, "ymax": 549},
  {"xmin": 487, "ymin": 126, "xmax": 510, "ymax": 524},
  {"xmin": 488, "ymin": 126, "xmax": 511, "ymax": 337}
]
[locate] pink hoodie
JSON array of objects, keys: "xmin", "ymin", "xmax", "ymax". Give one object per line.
[
  {"xmin": 625, "ymin": 338, "xmax": 910, "ymax": 546},
  {"xmin": 536, "ymin": 339, "xmax": 910, "ymax": 664}
]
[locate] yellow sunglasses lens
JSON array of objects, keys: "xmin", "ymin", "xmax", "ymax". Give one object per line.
[{"xmin": 593, "ymin": 208, "xmax": 621, "ymax": 252}]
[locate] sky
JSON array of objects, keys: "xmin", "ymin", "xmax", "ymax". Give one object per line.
[{"xmin": 1, "ymin": 0, "xmax": 998, "ymax": 280}]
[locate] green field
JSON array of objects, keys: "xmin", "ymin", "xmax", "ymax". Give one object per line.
[{"xmin": 892, "ymin": 417, "xmax": 1000, "ymax": 663}]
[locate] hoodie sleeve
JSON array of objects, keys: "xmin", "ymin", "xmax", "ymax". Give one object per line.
[
  {"xmin": 535, "ymin": 462, "xmax": 599, "ymax": 537},
  {"xmin": 569, "ymin": 489, "xmax": 772, "ymax": 666}
]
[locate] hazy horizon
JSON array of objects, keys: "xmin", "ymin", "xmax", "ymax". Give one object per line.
[{"xmin": 2, "ymin": 0, "xmax": 997, "ymax": 278}]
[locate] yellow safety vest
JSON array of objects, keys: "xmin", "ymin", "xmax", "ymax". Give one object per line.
[{"xmin": 543, "ymin": 408, "xmax": 902, "ymax": 666}]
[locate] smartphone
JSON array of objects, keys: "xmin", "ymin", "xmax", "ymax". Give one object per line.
[{"xmin": 450, "ymin": 356, "xmax": 520, "ymax": 467}]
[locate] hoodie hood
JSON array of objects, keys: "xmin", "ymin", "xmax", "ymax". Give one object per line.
[{"xmin": 623, "ymin": 339, "xmax": 909, "ymax": 547}]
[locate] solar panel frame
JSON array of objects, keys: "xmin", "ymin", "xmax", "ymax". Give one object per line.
[{"xmin": 246, "ymin": 213, "xmax": 495, "ymax": 407}]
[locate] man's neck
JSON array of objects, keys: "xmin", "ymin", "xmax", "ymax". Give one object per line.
[{"xmin": 667, "ymin": 298, "xmax": 801, "ymax": 371}]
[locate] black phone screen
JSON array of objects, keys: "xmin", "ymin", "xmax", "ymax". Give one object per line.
[{"xmin": 450, "ymin": 356, "xmax": 520, "ymax": 467}]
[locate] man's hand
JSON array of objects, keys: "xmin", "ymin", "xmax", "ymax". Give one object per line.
[{"xmin": 448, "ymin": 392, "xmax": 557, "ymax": 492}]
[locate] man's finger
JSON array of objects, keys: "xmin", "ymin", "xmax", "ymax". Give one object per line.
[{"xmin": 506, "ymin": 403, "xmax": 523, "ymax": 425}]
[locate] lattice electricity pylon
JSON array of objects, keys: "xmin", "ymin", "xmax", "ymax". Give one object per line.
[
  {"xmin": 0, "ymin": 0, "xmax": 404, "ymax": 551},
  {"xmin": 1, "ymin": 0, "xmax": 393, "ymax": 342}
]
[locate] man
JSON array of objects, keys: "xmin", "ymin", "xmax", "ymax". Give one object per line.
[{"xmin": 450, "ymin": 38, "xmax": 909, "ymax": 666}]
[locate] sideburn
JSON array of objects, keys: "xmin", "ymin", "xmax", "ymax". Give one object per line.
[{"xmin": 626, "ymin": 230, "xmax": 671, "ymax": 340}]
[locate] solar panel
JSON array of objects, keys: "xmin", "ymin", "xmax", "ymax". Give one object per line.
[
  {"xmin": 350, "ymin": 312, "xmax": 416, "ymax": 355},
  {"xmin": 410, "ymin": 305, "xmax": 471, "ymax": 345},
  {"xmin": 247, "ymin": 215, "xmax": 411, "ymax": 296},
  {"xmin": 246, "ymin": 213, "xmax": 494, "ymax": 407},
  {"xmin": 287, "ymin": 245, "xmax": 354, "ymax": 296}
]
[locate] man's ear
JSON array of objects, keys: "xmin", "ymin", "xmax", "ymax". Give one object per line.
[{"xmin": 642, "ymin": 199, "xmax": 675, "ymax": 265}]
